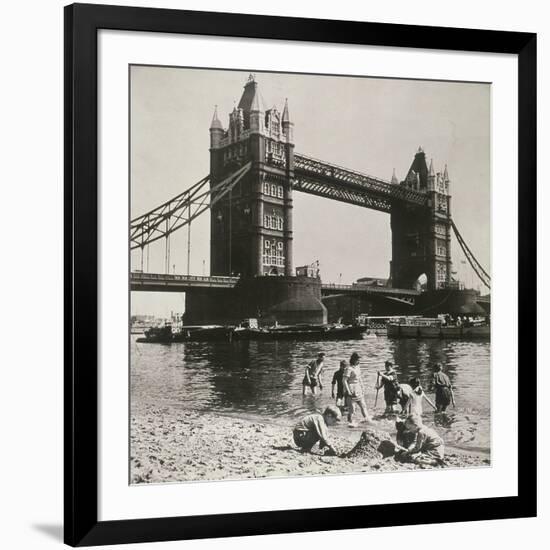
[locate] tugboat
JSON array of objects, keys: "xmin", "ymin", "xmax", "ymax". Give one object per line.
[{"xmin": 137, "ymin": 323, "xmax": 174, "ymax": 343}]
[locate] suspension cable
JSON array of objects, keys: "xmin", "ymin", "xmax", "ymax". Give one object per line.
[
  {"xmin": 130, "ymin": 163, "xmax": 251, "ymax": 249},
  {"xmin": 451, "ymin": 220, "xmax": 491, "ymax": 290}
]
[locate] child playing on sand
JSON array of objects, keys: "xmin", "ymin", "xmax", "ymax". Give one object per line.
[
  {"xmin": 401, "ymin": 414, "xmax": 445, "ymax": 465},
  {"xmin": 293, "ymin": 405, "xmax": 341, "ymax": 455},
  {"xmin": 394, "ymin": 419, "xmax": 416, "ymax": 457}
]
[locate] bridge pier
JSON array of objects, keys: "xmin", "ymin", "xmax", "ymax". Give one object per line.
[
  {"xmin": 414, "ymin": 288, "xmax": 487, "ymax": 316},
  {"xmin": 183, "ymin": 276, "xmax": 326, "ymax": 326}
]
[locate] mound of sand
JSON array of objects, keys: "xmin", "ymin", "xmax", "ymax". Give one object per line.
[{"xmin": 342, "ymin": 429, "xmax": 397, "ymax": 459}]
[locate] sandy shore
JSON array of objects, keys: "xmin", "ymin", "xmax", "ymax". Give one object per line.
[{"xmin": 130, "ymin": 403, "xmax": 490, "ymax": 484}]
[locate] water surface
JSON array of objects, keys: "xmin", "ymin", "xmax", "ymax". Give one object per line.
[{"xmin": 131, "ymin": 335, "xmax": 490, "ymax": 451}]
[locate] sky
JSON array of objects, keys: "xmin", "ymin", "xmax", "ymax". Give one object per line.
[{"xmin": 130, "ymin": 66, "xmax": 490, "ymax": 317}]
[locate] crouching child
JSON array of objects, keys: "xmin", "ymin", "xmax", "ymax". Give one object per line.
[
  {"xmin": 293, "ymin": 405, "xmax": 342, "ymax": 456},
  {"xmin": 402, "ymin": 413, "xmax": 445, "ymax": 466},
  {"xmin": 395, "ymin": 419, "xmax": 416, "ymax": 450}
]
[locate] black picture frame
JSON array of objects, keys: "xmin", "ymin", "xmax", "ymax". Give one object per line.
[{"xmin": 64, "ymin": 2, "xmax": 537, "ymax": 546}]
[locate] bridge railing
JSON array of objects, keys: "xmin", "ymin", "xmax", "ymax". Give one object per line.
[
  {"xmin": 322, "ymin": 283, "xmax": 420, "ymax": 296},
  {"xmin": 130, "ymin": 272, "xmax": 240, "ymax": 284},
  {"xmin": 322, "ymin": 283, "xmax": 355, "ymax": 290}
]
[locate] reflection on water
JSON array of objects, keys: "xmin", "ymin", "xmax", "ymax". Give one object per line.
[{"xmin": 131, "ymin": 335, "xmax": 490, "ymax": 451}]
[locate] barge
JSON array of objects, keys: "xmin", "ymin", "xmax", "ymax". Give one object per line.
[
  {"xmin": 136, "ymin": 319, "xmax": 367, "ymax": 343},
  {"xmin": 387, "ymin": 317, "xmax": 490, "ymax": 339}
]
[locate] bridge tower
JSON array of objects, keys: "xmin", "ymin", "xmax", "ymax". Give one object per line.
[
  {"xmin": 390, "ymin": 147, "xmax": 453, "ymax": 291},
  {"xmin": 209, "ymin": 75, "xmax": 294, "ymax": 277}
]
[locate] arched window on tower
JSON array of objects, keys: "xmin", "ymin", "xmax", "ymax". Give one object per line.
[{"xmin": 271, "ymin": 115, "xmax": 280, "ymax": 136}]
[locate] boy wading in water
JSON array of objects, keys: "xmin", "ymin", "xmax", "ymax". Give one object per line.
[
  {"xmin": 430, "ymin": 363, "xmax": 454, "ymax": 412},
  {"xmin": 400, "ymin": 413, "xmax": 445, "ymax": 466},
  {"xmin": 376, "ymin": 360, "xmax": 400, "ymax": 413},
  {"xmin": 293, "ymin": 405, "xmax": 342, "ymax": 455},
  {"xmin": 343, "ymin": 352, "xmax": 371, "ymax": 427},
  {"xmin": 302, "ymin": 352, "xmax": 325, "ymax": 395},
  {"xmin": 331, "ymin": 360, "xmax": 347, "ymax": 407}
]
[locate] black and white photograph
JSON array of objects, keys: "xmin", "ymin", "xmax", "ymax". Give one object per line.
[
  {"xmin": 2, "ymin": 0, "xmax": 544, "ymax": 547},
  {"xmin": 129, "ymin": 67, "xmax": 491, "ymax": 484}
]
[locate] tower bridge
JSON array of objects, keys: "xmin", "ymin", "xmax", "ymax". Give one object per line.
[{"xmin": 131, "ymin": 75, "xmax": 490, "ymax": 325}]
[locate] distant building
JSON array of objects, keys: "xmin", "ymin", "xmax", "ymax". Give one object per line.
[
  {"xmin": 296, "ymin": 263, "xmax": 320, "ymax": 278},
  {"xmin": 131, "ymin": 314, "xmax": 156, "ymax": 323}
]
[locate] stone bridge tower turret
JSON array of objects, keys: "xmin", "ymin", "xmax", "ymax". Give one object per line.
[
  {"xmin": 209, "ymin": 75, "xmax": 294, "ymax": 278},
  {"xmin": 390, "ymin": 147, "xmax": 453, "ymax": 291}
]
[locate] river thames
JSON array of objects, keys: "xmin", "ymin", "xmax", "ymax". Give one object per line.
[{"xmin": 131, "ymin": 334, "xmax": 490, "ymax": 453}]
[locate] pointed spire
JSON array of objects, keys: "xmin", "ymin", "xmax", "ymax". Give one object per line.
[
  {"xmin": 443, "ymin": 163, "xmax": 449, "ymax": 181},
  {"xmin": 282, "ymin": 98, "xmax": 290, "ymax": 123},
  {"xmin": 391, "ymin": 168, "xmax": 398, "ymax": 184},
  {"xmin": 417, "ymin": 145, "xmax": 424, "ymax": 154},
  {"xmin": 210, "ymin": 105, "xmax": 223, "ymax": 130},
  {"xmin": 239, "ymin": 76, "xmax": 265, "ymax": 114},
  {"xmin": 429, "ymin": 158, "xmax": 435, "ymax": 176},
  {"xmin": 250, "ymin": 87, "xmax": 263, "ymax": 112}
]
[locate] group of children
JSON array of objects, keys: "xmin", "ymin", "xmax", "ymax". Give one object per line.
[
  {"xmin": 376, "ymin": 361, "xmax": 454, "ymax": 415},
  {"xmin": 304, "ymin": 351, "xmax": 371, "ymax": 427},
  {"xmin": 293, "ymin": 406, "xmax": 445, "ymax": 466},
  {"xmin": 295, "ymin": 353, "xmax": 452, "ymax": 466}
]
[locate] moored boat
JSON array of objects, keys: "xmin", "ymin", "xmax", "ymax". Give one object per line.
[
  {"xmin": 252, "ymin": 323, "xmax": 367, "ymax": 341},
  {"xmin": 172, "ymin": 325, "xmax": 232, "ymax": 342},
  {"xmin": 138, "ymin": 319, "xmax": 370, "ymax": 343},
  {"xmin": 387, "ymin": 317, "xmax": 490, "ymax": 339},
  {"xmin": 136, "ymin": 324, "xmax": 174, "ymax": 343}
]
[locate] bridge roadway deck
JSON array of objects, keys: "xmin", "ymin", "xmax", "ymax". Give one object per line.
[
  {"xmin": 130, "ymin": 272, "xmax": 240, "ymax": 292},
  {"xmin": 130, "ymin": 272, "xmax": 421, "ymax": 297}
]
